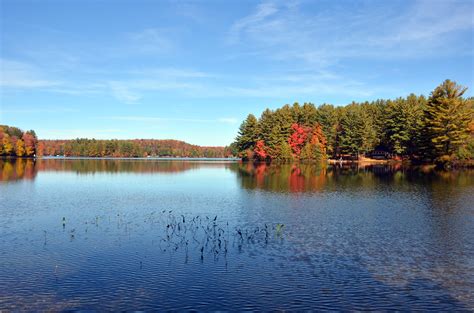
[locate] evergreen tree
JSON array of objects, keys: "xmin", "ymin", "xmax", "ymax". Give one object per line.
[
  {"xmin": 266, "ymin": 125, "xmax": 283, "ymax": 160},
  {"xmin": 339, "ymin": 104, "xmax": 363, "ymax": 156},
  {"xmin": 384, "ymin": 95, "xmax": 423, "ymax": 156},
  {"xmin": 279, "ymin": 141, "xmax": 293, "ymax": 161},
  {"xmin": 316, "ymin": 104, "xmax": 338, "ymax": 156},
  {"xmin": 258, "ymin": 109, "xmax": 275, "ymax": 143},
  {"xmin": 421, "ymin": 80, "xmax": 472, "ymax": 160},
  {"xmin": 359, "ymin": 105, "xmax": 378, "ymax": 154},
  {"xmin": 235, "ymin": 114, "xmax": 259, "ymax": 153},
  {"xmin": 299, "ymin": 103, "xmax": 318, "ymax": 126}
]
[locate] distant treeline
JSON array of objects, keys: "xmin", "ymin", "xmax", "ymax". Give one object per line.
[
  {"xmin": 37, "ymin": 139, "xmax": 230, "ymax": 158},
  {"xmin": 0, "ymin": 125, "xmax": 38, "ymax": 157},
  {"xmin": 0, "ymin": 125, "xmax": 231, "ymax": 158},
  {"xmin": 232, "ymin": 80, "xmax": 473, "ymax": 166}
]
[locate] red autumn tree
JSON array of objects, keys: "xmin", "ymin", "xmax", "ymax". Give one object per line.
[
  {"xmin": 254, "ymin": 140, "xmax": 268, "ymax": 161},
  {"xmin": 288, "ymin": 123, "xmax": 308, "ymax": 157}
]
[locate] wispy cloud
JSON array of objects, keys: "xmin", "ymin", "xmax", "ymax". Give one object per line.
[
  {"xmin": 109, "ymin": 82, "xmax": 142, "ymax": 104},
  {"xmin": 0, "ymin": 58, "xmax": 61, "ymax": 88},
  {"xmin": 217, "ymin": 117, "xmax": 239, "ymax": 124},
  {"xmin": 125, "ymin": 28, "xmax": 175, "ymax": 54},
  {"xmin": 0, "ymin": 56, "xmax": 378, "ymax": 101},
  {"xmin": 228, "ymin": 2, "xmax": 279, "ymax": 44},
  {"xmin": 0, "ymin": 107, "xmax": 79, "ymax": 114},
  {"xmin": 2, "ymin": 1, "xmax": 472, "ymax": 105},
  {"xmin": 39, "ymin": 128, "xmax": 123, "ymax": 139},
  {"xmin": 129, "ymin": 68, "xmax": 215, "ymax": 79},
  {"xmin": 228, "ymin": 0, "xmax": 474, "ymax": 65},
  {"xmin": 103, "ymin": 116, "xmax": 239, "ymax": 124}
]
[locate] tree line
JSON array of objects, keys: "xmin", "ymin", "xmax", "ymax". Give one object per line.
[
  {"xmin": 0, "ymin": 126, "xmax": 231, "ymax": 158},
  {"xmin": 0, "ymin": 125, "xmax": 38, "ymax": 157},
  {"xmin": 232, "ymin": 80, "xmax": 473, "ymax": 166},
  {"xmin": 37, "ymin": 139, "xmax": 230, "ymax": 158}
]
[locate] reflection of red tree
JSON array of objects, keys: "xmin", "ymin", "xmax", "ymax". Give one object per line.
[
  {"xmin": 392, "ymin": 163, "xmax": 402, "ymax": 171},
  {"xmin": 254, "ymin": 163, "xmax": 267, "ymax": 187},
  {"xmin": 289, "ymin": 165, "xmax": 305, "ymax": 193}
]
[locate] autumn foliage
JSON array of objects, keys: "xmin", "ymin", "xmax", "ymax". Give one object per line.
[
  {"xmin": 253, "ymin": 140, "xmax": 268, "ymax": 160},
  {"xmin": 1, "ymin": 124, "xmax": 231, "ymax": 158},
  {"xmin": 0, "ymin": 125, "xmax": 37, "ymax": 157},
  {"xmin": 288, "ymin": 123, "xmax": 308, "ymax": 157},
  {"xmin": 37, "ymin": 139, "xmax": 231, "ymax": 158},
  {"xmin": 234, "ymin": 80, "xmax": 473, "ymax": 166}
]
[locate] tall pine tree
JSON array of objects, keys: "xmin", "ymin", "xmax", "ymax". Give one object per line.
[{"xmin": 421, "ymin": 80, "xmax": 472, "ymax": 161}]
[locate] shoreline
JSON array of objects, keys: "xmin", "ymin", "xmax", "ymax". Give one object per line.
[
  {"xmin": 2, "ymin": 156, "xmax": 473, "ymax": 168},
  {"xmin": 327, "ymin": 157, "xmax": 393, "ymax": 165},
  {"xmin": 1, "ymin": 156, "xmax": 240, "ymax": 161}
]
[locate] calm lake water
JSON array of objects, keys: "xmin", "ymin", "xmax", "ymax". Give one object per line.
[{"xmin": 1, "ymin": 158, "xmax": 473, "ymax": 311}]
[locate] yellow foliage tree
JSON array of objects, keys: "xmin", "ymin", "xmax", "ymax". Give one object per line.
[
  {"xmin": 2, "ymin": 136, "xmax": 13, "ymax": 155},
  {"xmin": 15, "ymin": 139, "xmax": 25, "ymax": 157}
]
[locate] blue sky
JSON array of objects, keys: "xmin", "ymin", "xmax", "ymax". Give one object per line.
[{"xmin": 1, "ymin": 0, "xmax": 473, "ymax": 146}]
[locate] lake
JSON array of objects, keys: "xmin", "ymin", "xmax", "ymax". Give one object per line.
[{"xmin": 1, "ymin": 158, "xmax": 473, "ymax": 310}]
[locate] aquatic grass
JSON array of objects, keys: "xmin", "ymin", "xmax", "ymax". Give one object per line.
[{"xmin": 57, "ymin": 211, "xmax": 286, "ymax": 264}]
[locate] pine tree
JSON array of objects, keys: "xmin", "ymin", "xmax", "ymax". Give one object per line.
[
  {"xmin": 359, "ymin": 105, "xmax": 378, "ymax": 154},
  {"xmin": 339, "ymin": 104, "xmax": 363, "ymax": 156},
  {"xmin": 258, "ymin": 109, "xmax": 275, "ymax": 143},
  {"xmin": 316, "ymin": 104, "xmax": 337, "ymax": 156},
  {"xmin": 421, "ymin": 80, "xmax": 472, "ymax": 160},
  {"xmin": 235, "ymin": 114, "xmax": 259, "ymax": 153},
  {"xmin": 266, "ymin": 125, "xmax": 283, "ymax": 160},
  {"xmin": 279, "ymin": 141, "xmax": 293, "ymax": 161},
  {"xmin": 385, "ymin": 95, "xmax": 423, "ymax": 156}
]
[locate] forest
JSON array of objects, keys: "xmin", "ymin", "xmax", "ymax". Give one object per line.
[
  {"xmin": 37, "ymin": 139, "xmax": 230, "ymax": 158},
  {"xmin": 232, "ymin": 80, "xmax": 474, "ymax": 166},
  {"xmin": 0, "ymin": 126, "xmax": 230, "ymax": 158}
]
